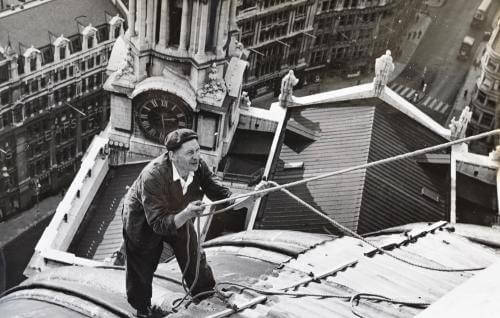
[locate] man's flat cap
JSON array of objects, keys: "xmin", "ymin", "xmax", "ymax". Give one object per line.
[{"xmin": 165, "ymin": 128, "xmax": 198, "ymax": 151}]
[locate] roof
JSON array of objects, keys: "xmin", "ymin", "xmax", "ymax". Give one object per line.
[
  {"xmin": 258, "ymin": 98, "xmax": 448, "ymax": 234},
  {"xmin": 69, "ymin": 162, "xmax": 147, "ymax": 261},
  {"xmin": 2, "ymin": 224, "xmax": 499, "ymax": 317},
  {"xmin": 0, "ymin": 0, "xmax": 119, "ymax": 53}
]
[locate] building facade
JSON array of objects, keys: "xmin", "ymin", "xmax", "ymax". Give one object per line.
[
  {"xmin": 0, "ymin": 0, "xmax": 123, "ymax": 220},
  {"xmin": 469, "ymin": 21, "xmax": 500, "ymax": 146},
  {"xmin": 236, "ymin": 0, "xmax": 422, "ymax": 97}
]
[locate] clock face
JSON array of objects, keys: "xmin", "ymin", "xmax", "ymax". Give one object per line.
[{"xmin": 134, "ymin": 90, "xmax": 193, "ymax": 143}]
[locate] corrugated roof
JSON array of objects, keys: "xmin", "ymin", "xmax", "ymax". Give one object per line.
[
  {"xmin": 258, "ymin": 105, "xmax": 375, "ymax": 234},
  {"xmin": 5, "ymin": 225, "xmax": 499, "ymax": 317},
  {"xmin": 69, "ymin": 162, "xmax": 147, "ymax": 261},
  {"xmin": 0, "ymin": 0, "xmax": 119, "ymax": 52}
]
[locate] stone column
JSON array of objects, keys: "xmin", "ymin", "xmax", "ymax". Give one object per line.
[
  {"xmin": 229, "ymin": 0, "xmax": 237, "ymax": 30},
  {"xmin": 197, "ymin": 1, "xmax": 208, "ymax": 55},
  {"xmin": 147, "ymin": 0, "xmax": 155, "ymax": 45},
  {"xmin": 158, "ymin": 0, "xmax": 169, "ymax": 47},
  {"xmin": 189, "ymin": 0, "xmax": 199, "ymax": 53},
  {"xmin": 179, "ymin": 0, "xmax": 190, "ymax": 51},
  {"xmin": 128, "ymin": 0, "xmax": 136, "ymax": 37},
  {"xmin": 216, "ymin": 0, "xmax": 230, "ymax": 58},
  {"xmin": 137, "ymin": 0, "xmax": 146, "ymax": 47}
]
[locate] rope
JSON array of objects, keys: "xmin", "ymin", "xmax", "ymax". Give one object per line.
[{"xmin": 197, "ymin": 129, "xmax": 500, "ymax": 211}]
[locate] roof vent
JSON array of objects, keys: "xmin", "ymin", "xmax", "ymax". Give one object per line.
[
  {"xmin": 421, "ymin": 187, "xmax": 440, "ymax": 203},
  {"xmin": 283, "ymin": 162, "xmax": 304, "ymax": 170}
]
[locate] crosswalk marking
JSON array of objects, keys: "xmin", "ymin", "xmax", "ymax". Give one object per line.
[
  {"xmin": 434, "ymin": 101, "xmax": 444, "ymax": 111},
  {"xmin": 440, "ymin": 104, "xmax": 450, "ymax": 114},
  {"xmin": 406, "ymin": 88, "xmax": 416, "ymax": 99},
  {"xmin": 428, "ymin": 99, "xmax": 439, "ymax": 109},
  {"xmin": 422, "ymin": 96, "xmax": 432, "ymax": 106},
  {"xmin": 400, "ymin": 86, "xmax": 411, "ymax": 96}
]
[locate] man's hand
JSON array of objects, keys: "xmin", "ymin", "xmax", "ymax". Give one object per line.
[
  {"xmin": 252, "ymin": 181, "xmax": 274, "ymax": 199},
  {"xmin": 174, "ymin": 200, "xmax": 204, "ymax": 228}
]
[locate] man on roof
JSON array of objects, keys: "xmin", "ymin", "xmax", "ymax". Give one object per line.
[{"xmin": 122, "ymin": 128, "xmax": 270, "ymax": 318}]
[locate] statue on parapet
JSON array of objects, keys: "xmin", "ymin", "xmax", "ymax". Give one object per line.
[
  {"xmin": 240, "ymin": 91, "xmax": 251, "ymax": 109},
  {"xmin": 449, "ymin": 106, "xmax": 472, "ymax": 140},
  {"xmin": 373, "ymin": 50, "xmax": 394, "ymax": 97},
  {"xmin": 279, "ymin": 70, "xmax": 299, "ymax": 107}
]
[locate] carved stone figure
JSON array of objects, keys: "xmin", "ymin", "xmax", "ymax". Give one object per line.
[
  {"xmin": 241, "ymin": 91, "xmax": 251, "ymax": 109},
  {"xmin": 197, "ymin": 63, "xmax": 226, "ymax": 102},
  {"xmin": 373, "ymin": 50, "xmax": 395, "ymax": 97},
  {"xmin": 449, "ymin": 106, "xmax": 472, "ymax": 140},
  {"xmin": 115, "ymin": 46, "xmax": 136, "ymax": 83},
  {"xmin": 279, "ymin": 70, "xmax": 299, "ymax": 107}
]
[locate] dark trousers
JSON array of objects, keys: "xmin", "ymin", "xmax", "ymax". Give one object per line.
[{"xmin": 124, "ymin": 223, "xmax": 216, "ymax": 311}]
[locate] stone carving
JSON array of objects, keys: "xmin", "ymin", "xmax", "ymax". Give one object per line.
[
  {"xmin": 449, "ymin": 106, "xmax": 472, "ymax": 140},
  {"xmin": 373, "ymin": 50, "xmax": 395, "ymax": 97},
  {"xmin": 197, "ymin": 63, "xmax": 226, "ymax": 103},
  {"xmin": 115, "ymin": 46, "xmax": 136, "ymax": 83},
  {"xmin": 240, "ymin": 91, "xmax": 251, "ymax": 109},
  {"xmin": 279, "ymin": 70, "xmax": 299, "ymax": 107}
]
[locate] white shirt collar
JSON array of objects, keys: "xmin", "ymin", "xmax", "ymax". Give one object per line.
[{"xmin": 172, "ymin": 161, "xmax": 194, "ymax": 195}]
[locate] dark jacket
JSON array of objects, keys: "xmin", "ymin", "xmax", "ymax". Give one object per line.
[{"xmin": 122, "ymin": 153, "xmax": 231, "ymax": 249}]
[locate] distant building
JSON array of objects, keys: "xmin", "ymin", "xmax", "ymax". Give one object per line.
[
  {"xmin": 469, "ymin": 21, "xmax": 500, "ymax": 147},
  {"xmin": 0, "ymin": 0, "xmax": 123, "ymax": 220},
  {"xmin": 236, "ymin": 0, "xmax": 423, "ymax": 98},
  {"xmin": 310, "ymin": 0, "xmax": 422, "ymax": 79},
  {"xmin": 236, "ymin": 0, "xmax": 316, "ymax": 98}
]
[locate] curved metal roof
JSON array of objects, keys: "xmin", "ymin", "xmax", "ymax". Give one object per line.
[{"xmin": 1, "ymin": 225, "xmax": 499, "ymax": 317}]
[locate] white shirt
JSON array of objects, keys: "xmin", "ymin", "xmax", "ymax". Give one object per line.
[{"xmin": 172, "ymin": 161, "xmax": 194, "ymax": 195}]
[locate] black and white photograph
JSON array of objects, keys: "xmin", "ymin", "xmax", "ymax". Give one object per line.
[{"xmin": 1, "ymin": 0, "xmax": 500, "ymax": 317}]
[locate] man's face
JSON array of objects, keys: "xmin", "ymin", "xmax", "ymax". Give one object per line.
[{"xmin": 171, "ymin": 139, "xmax": 200, "ymax": 173}]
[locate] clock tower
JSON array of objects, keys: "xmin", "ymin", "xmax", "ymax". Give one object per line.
[{"xmin": 104, "ymin": 0, "xmax": 247, "ymax": 170}]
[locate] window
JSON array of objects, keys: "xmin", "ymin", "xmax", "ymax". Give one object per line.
[
  {"xmin": 41, "ymin": 46, "xmax": 54, "ymax": 65},
  {"xmin": 59, "ymin": 46, "xmax": 66, "ymax": 60},
  {"xmin": 69, "ymin": 65, "xmax": 74, "ymax": 77},
  {"xmin": 40, "ymin": 76, "xmax": 46, "ymax": 88},
  {"xmin": 98, "ymin": 25, "xmax": 109, "ymax": 43},
  {"xmin": 96, "ymin": 54, "xmax": 101, "ymax": 66},
  {"xmin": 80, "ymin": 60, "xmax": 86, "ymax": 72},
  {"xmin": 30, "ymin": 80, "xmax": 39, "ymax": 92},
  {"xmin": 88, "ymin": 56, "xmax": 94, "ymax": 69},
  {"xmin": 88, "ymin": 35, "xmax": 95, "ymax": 49},
  {"xmin": 70, "ymin": 35, "xmax": 82, "ymax": 53},
  {"xmin": 29, "ymin": 56, "xmax": 37, "ymax": 72},
  {"xmin": 0, "ymin": 90, "xmax": 9, "ymax": 105},
  {"xmin": 481, "ymin": 113, "xmax": 493, "ymax": 126},
  {"xmin": 487, "ymin": 99, "xmax": 496, "ymax": 109},
  {"xmin": 59, "ymin": 68, "xmax": 67, "ymax": 81},
  {"xmin": 477, "ymin": 91, "xmax": 486, "ymax": 104},
  {"xmin": 0, "ymin": 63, "xmax": 9, "ymax": 84},
  {"xmin": 17, "ymin": 56, "xmax": 24, "ymax": 75}
]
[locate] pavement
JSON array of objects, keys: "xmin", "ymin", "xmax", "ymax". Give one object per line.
[
  {"xmin": 0, "ymin": 194, "xmax": 61, "ymax": 246},
  {"xmin": 390, "ymin": 13, "xmax": 433, "ymax": 82},
  {"xmin": 445, "ymin": 41, "xmax": 486, "ymax": 126}
]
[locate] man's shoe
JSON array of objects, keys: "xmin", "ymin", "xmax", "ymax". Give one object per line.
[
  {"xmin": 104, "ymin": 251, "xmax": 125, "ymax": 266},
  {"xmin": 136, "ymin": 306, "xmax": 152, "ymax": 318}
]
